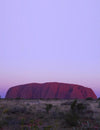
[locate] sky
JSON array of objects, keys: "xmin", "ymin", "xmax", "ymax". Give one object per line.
[{"xmin": 0, "ymin": 0, "xmax": 100, "ymax": 98}]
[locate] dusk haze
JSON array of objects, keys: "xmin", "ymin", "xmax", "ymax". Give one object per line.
[{"xmin": 0, "ymin": 0, "xmax": 100, "ymax": 98}]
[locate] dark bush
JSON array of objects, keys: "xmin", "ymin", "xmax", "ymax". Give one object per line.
[
  {"xmin": 86, "ymin": 97, "xmax": 93, "ymax": 100},
  {"xmin": 65, "ymin": 112, "xmax": 79, "ymax": 126},
  {"xmin": 4, "ymin": 107, "xmax": 27, "ymax": 114},
  {"xmin": 45, "ymin": 104, "xmax": 53, "ymax": 113},
  {"xmin": 77, "ymin": 103, "xmax": 85, "ymax": 111},
  {"xmin": 0, "ymin": 120, "xmax": 8, "ymax": 128},
  {"xmin": 71, "ymin": 100, "xmax": 77, "ymax": 111},
  {"xmin": 98, "ymin": 102, "xmax": 100, "ymax": 108},
  {"xmin": 98, "ymin": 97, "xmax": 100, "ymax": 100}
]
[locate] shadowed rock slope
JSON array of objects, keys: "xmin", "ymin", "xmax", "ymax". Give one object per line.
[{"xmin": 6, "ymin": 82, "xmax": 97, "ymax": 99}]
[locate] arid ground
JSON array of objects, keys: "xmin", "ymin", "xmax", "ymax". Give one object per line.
[{"xmin": 0, "ymin": 98, "xmax": 100, "ymax": 130}]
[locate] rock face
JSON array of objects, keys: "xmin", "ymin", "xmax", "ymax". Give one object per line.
[{"xmin": 5, "ymin": 82, "xmax": 97, "ymax": 99}]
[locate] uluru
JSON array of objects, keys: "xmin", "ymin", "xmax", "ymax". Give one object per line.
[{"xmin": 5, "ymin": 82, "xmax": 97, "ymax": 99}]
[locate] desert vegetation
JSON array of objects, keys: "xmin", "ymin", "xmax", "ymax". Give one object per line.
[{"xmin": 0, "ymin": 98, "xmax": 100, "ymax": 129}]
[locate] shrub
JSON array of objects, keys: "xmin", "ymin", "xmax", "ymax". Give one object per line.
[
  {"xmin": 98, "ymin": 102, "xmax": 100, "ymax": 108},
  {"xmin": 86, "ymin": 97, "xmax": 93, "ymax": 100},
  {"xmin": 70, "ymin": 100, "xmax": 86, "ymax": 120},
  {"xmin": 3, "ymin": 108, "xmax": 9, "ymax": 114},
  {"xmin": 76, "ymin": 103, "xmax": 85, "ymax": 111},
  {"xmin": 3, "ymin": 107, "xmax": 27, "ymax": 114},
  {"xmin": 45, "ymin": 104, "xmax": 53, "ymax": 114},
  {"xmin": 85, "ymin": 110, "xmax": 94, "ymax": 119},
  {"xmin": 71, "ymin": 100, "xmax": 77, "ymax": 111},
  {"xmin": 65, "ymin": 112, "xmax": 79, "ymax": 126},
  {"xmin": 98, "ymin": 97, "xmax": 100, "ymax": 100},
  {"xmin": 43, "ymin": 125, "xmax": 52, "ymax": 129},
  {"xmin": 0, "ymin": 119, "xmax": 8, "ymax": 128}
]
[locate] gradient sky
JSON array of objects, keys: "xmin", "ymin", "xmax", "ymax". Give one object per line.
[{"xmin": 0, "ymin": 0, "xmax": 100, "ymax": 98}]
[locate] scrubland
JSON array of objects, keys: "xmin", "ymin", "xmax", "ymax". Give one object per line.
[{"xmin": 0, "ymin": 98, "xmax": 100, "ymax": 130}]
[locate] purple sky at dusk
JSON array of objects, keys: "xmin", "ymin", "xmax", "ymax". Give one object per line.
[{"xmin": 0, "ymin": 0, "xmax": 100, "ymax": 98}]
